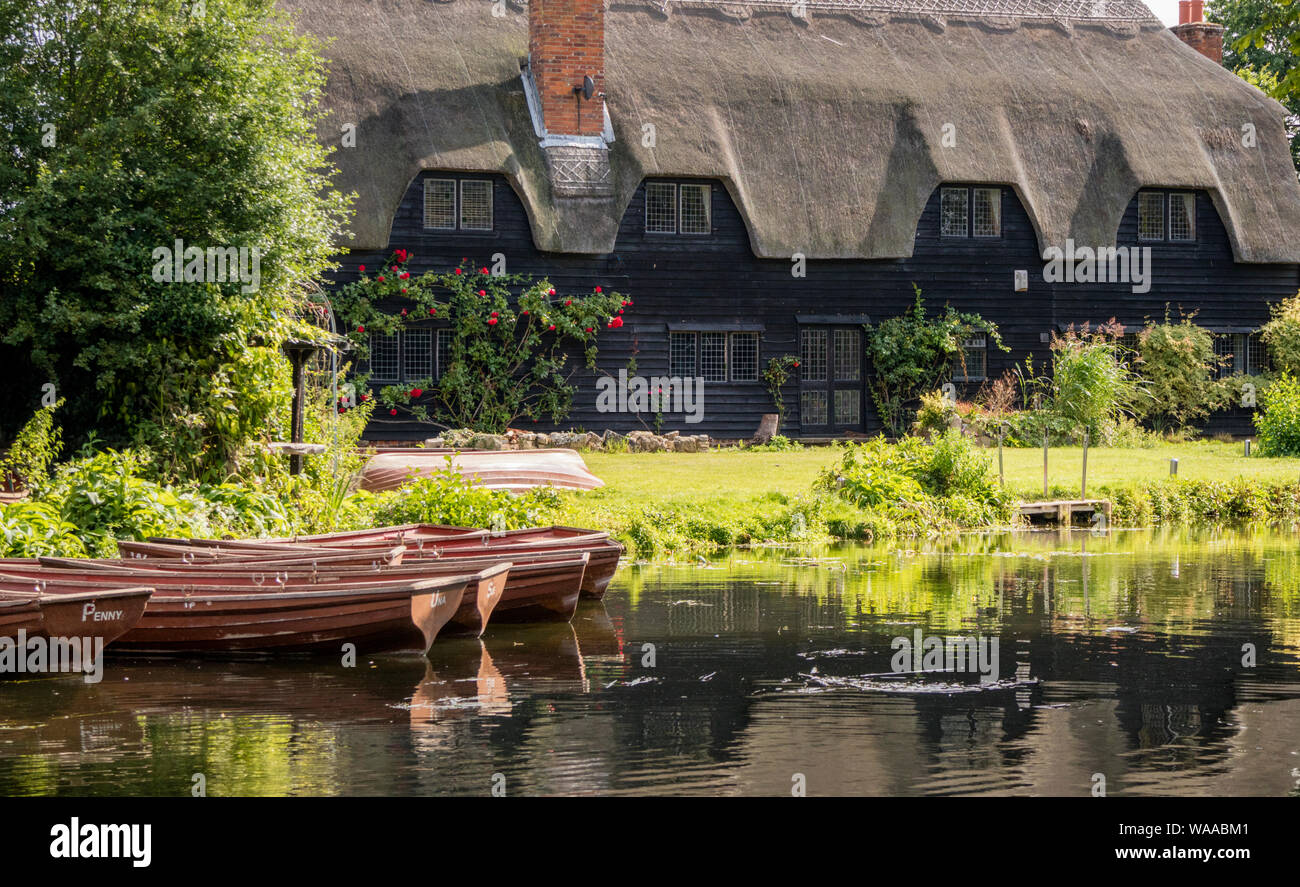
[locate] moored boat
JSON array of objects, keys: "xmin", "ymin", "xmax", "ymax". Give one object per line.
[
  {"xmin": 0, "ymin": 568, "xmax": 487, "ymax": 655},
  {"xmin": 0, "ymin": 583, "xmax": 153, "ymax": 648},
  {"xmin": 141, "ymin": 525, "xmax": 622, "ymax": 600}
]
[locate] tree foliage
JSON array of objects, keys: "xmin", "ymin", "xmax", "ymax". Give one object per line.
[
  {"xmin": 0, "ymin": 0, "xmax": 350, "ymax": 477},
  {"xmin": 1210, "ymin": 0, "xmax": 1300, "ymax": 168},
  {"xmin": 1261, "ymin": 291, "xmax": 1300, "ymax": 376}
]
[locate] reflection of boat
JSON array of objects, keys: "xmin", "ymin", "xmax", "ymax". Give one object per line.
[
  {"xmin": 0, "ymin": 568, "xmax": 479, "ymax": 655},
  {"xmin": 0, "ymin": 582, "xmax": 152, "ymax": 649},
  {"xmin": 359, "ymin": 448, "xmax": 604, "ymax": 493},
  {"xmin": 483, "ymin": 621, "xmax": 589, "ymax": 693},
  {"xmin": 571, "ymin": 600, "xmax": 623, "ymax": 661},
  {"xmin": 412, "ymin": 641, "xmax": 512, "ymax": 727}
]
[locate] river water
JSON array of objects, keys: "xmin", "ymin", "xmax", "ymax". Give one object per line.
[{"xmin": 2, "ymin": 527, "xmax": 1298, "ymax": 797}]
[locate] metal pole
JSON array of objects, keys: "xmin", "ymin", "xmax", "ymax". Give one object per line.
[
  {"xmin": 1081, "ymin": 429, "xmax": 1089, "ymax": 499},
  {"xmin": 1043, "ymin": 431, "xmax": 1049, "ymax": 497}
]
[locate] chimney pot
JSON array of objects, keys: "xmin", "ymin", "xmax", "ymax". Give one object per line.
[
  {"xmin": 1189, "ymin": 0, "xmax": 1204, "ymax": 23},
  {"xmin": 1179, "ymin": 1, "xmax": 1190, "ymax": 25}
]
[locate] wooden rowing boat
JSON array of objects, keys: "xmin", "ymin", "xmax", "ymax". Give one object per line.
[
  {"xmin": 0, "ymin": 568, "xmax": 487, "ymax": 655},
  {"xmin": 49, "ymin": 552, "xmax": 587, "ymax": 625},
  {"xmin": 358, "ymin": 448, "xmax": 604, "ymax": 494},
  {"xmin": 115, "ymin": 540, "xmax": 407, "ymax": 566},
  {"xmin": 31, "ymin": 559, "xmax": 514, "ymax": 639},
  {"xmin": 142, "ymin": 525, "xmax": 623, "ymax": 600},
  {"xmin": 0, "ymin": 583, "xmax": 152, "ymax": 647}
]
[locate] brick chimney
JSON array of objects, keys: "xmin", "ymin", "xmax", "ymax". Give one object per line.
[
  {"xmin": 1172, "ymin": 0, "xmax": 1224, "ymax": 65},
  {"xmin": 529, "ymin": 0, "xmax": 605, "ymax": 137}
]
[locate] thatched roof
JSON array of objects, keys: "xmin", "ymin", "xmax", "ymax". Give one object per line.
[{"xmin": 282, "ymin": 0, "xmax": 1300, "ymax": 263}]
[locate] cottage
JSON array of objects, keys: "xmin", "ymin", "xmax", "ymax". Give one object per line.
[{"xmin": 282, "ymin": 0, "xmax": 1300, "ymax": 439}]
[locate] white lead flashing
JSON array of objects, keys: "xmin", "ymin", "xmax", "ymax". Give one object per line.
[{"xmin": 521, "ymin": 66, "xmax": 616, "ymax": 147}]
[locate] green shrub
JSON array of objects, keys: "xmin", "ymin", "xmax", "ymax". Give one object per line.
[
  {"xmin": 371, "ymin": 463, "xmax": 560, "ymax": 530},
  {"xmin": 1254, "ymin": 374, "xmax": 1300, "ymax": 456},
  {"xmin": 913, "ymin": 389, "xmax": 957, "ymax": 438},
  {"xmin": 1133, "ymin": 315, "xmax": 1229, "ymax": 431},
  {"xmin": 0, "ymin": 500, "xmax": 86, "ymax": 557},
  {"xmin": 817, "ymin": 433, "xmax": 1014, "ymax": 532},
  {"xmin": 748, "ymin": 435, "xmax": 803, "ymax": 452}
]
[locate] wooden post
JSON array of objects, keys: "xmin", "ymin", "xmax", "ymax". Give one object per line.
[
  {"xmin": 1081, "ymin": 429, "xmax": 1089, "ymax": 499},
  {"xmin": 998, "ymin": 430, "xmax": 1004, "ymax": 487},
  {"xmin": 1042, "ymin": 431, "xmax": 1049, "ymax": 497}
]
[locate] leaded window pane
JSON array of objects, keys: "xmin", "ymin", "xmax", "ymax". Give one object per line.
[
  {"xmin": 941, "ymin": 188, "xmax": 969, "ymax": 237},
  {"xmin": 801, "ymin": 329, "xmax": 827, "ymax": 382},
  {"xmin": 423, "ymin": 178, "xmax": 456, "ymax": 230},
  {"xmin": 459, "ymin": 180, "xmax": 493, "ymax": 230},
  {"xmin": 700, "ymin": 332, "xmax": 727, "ymax": 383},
  {"xmin": 679, "ymin": 184, "xmax": 711, "ymax": 234},
  {"xmin": 1138, "ymin": 192, "xmax": 1165, "ymax": 241},
  {"xmin": 833, "ymin": 329, "xmax": 861, "ymax": 381},
  {"xmin": 669, "ymin": 331, "xmax": 696, "ymax": 377},
  {"xmin": 646, "ymin": 183, "xmax": 677, "ymax": 233}
]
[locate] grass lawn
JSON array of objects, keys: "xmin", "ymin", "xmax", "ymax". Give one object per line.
[{"xmin": 579, "ymin": 441, "xmax": 1300, "ymax": 503}]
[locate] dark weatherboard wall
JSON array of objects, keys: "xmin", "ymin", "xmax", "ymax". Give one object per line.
[{"xmin": 334, "ymin": 171, "xmax": 1299, "ymax": 441}]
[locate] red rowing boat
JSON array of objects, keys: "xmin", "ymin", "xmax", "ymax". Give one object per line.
[
  {"xmin": 31, "ymin": 558, "xmax": 516, "ymax": 638},
  {"xmin": 0, "ymin": 583, "xmax": 152, "ymax": 648},
  {"xmin": 52, "ymin": 552, "xmax": 589, "ymax": 625},
  {"xmin": 0, "ymin": 567, "xmax": 494, "ymax": 655},
  {"xmin": 141, "ymin": 525, "xmax": 622, "ymax": 600}
]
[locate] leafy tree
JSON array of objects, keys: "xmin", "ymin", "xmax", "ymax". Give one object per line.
[
  {"xmin": 332, "ymin": 253, "xmax": 626, "ymax": 433},
  {"xmin": 0, "ymin": 0, "xmax": 350, "ymax": 478},
  {"xmin": 864, "ymin": 287, "xmax": 1003, "ymax": 436},
  {"xmin": 1210, "ymin": 0, "xmax": 1300, "ymax": 168}
]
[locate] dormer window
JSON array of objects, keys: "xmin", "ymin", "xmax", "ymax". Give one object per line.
[
  {"xmin": 941, "ymin": 186, "xmax": 1001, "ymax": 238},
  {"xmin": 1137, "ymin": 190, "xmax": 1196, "ymax": 242},
  {"xmin": 423, "ymin": 177, "xmax": 494, "ymax": 232},
  {"xmin": 645, "ymin": 181, "xmax": 712, "ymax": 235}
]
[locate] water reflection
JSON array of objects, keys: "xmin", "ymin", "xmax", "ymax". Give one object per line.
[{"xmin": 2, "ymin": 526, "xmax": 1299, "ymax": 796}]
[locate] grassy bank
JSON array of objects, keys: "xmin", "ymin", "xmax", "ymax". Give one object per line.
[{"xmin": 558, "ymin": 443, "xmax": 1300, "ymax": 559}]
